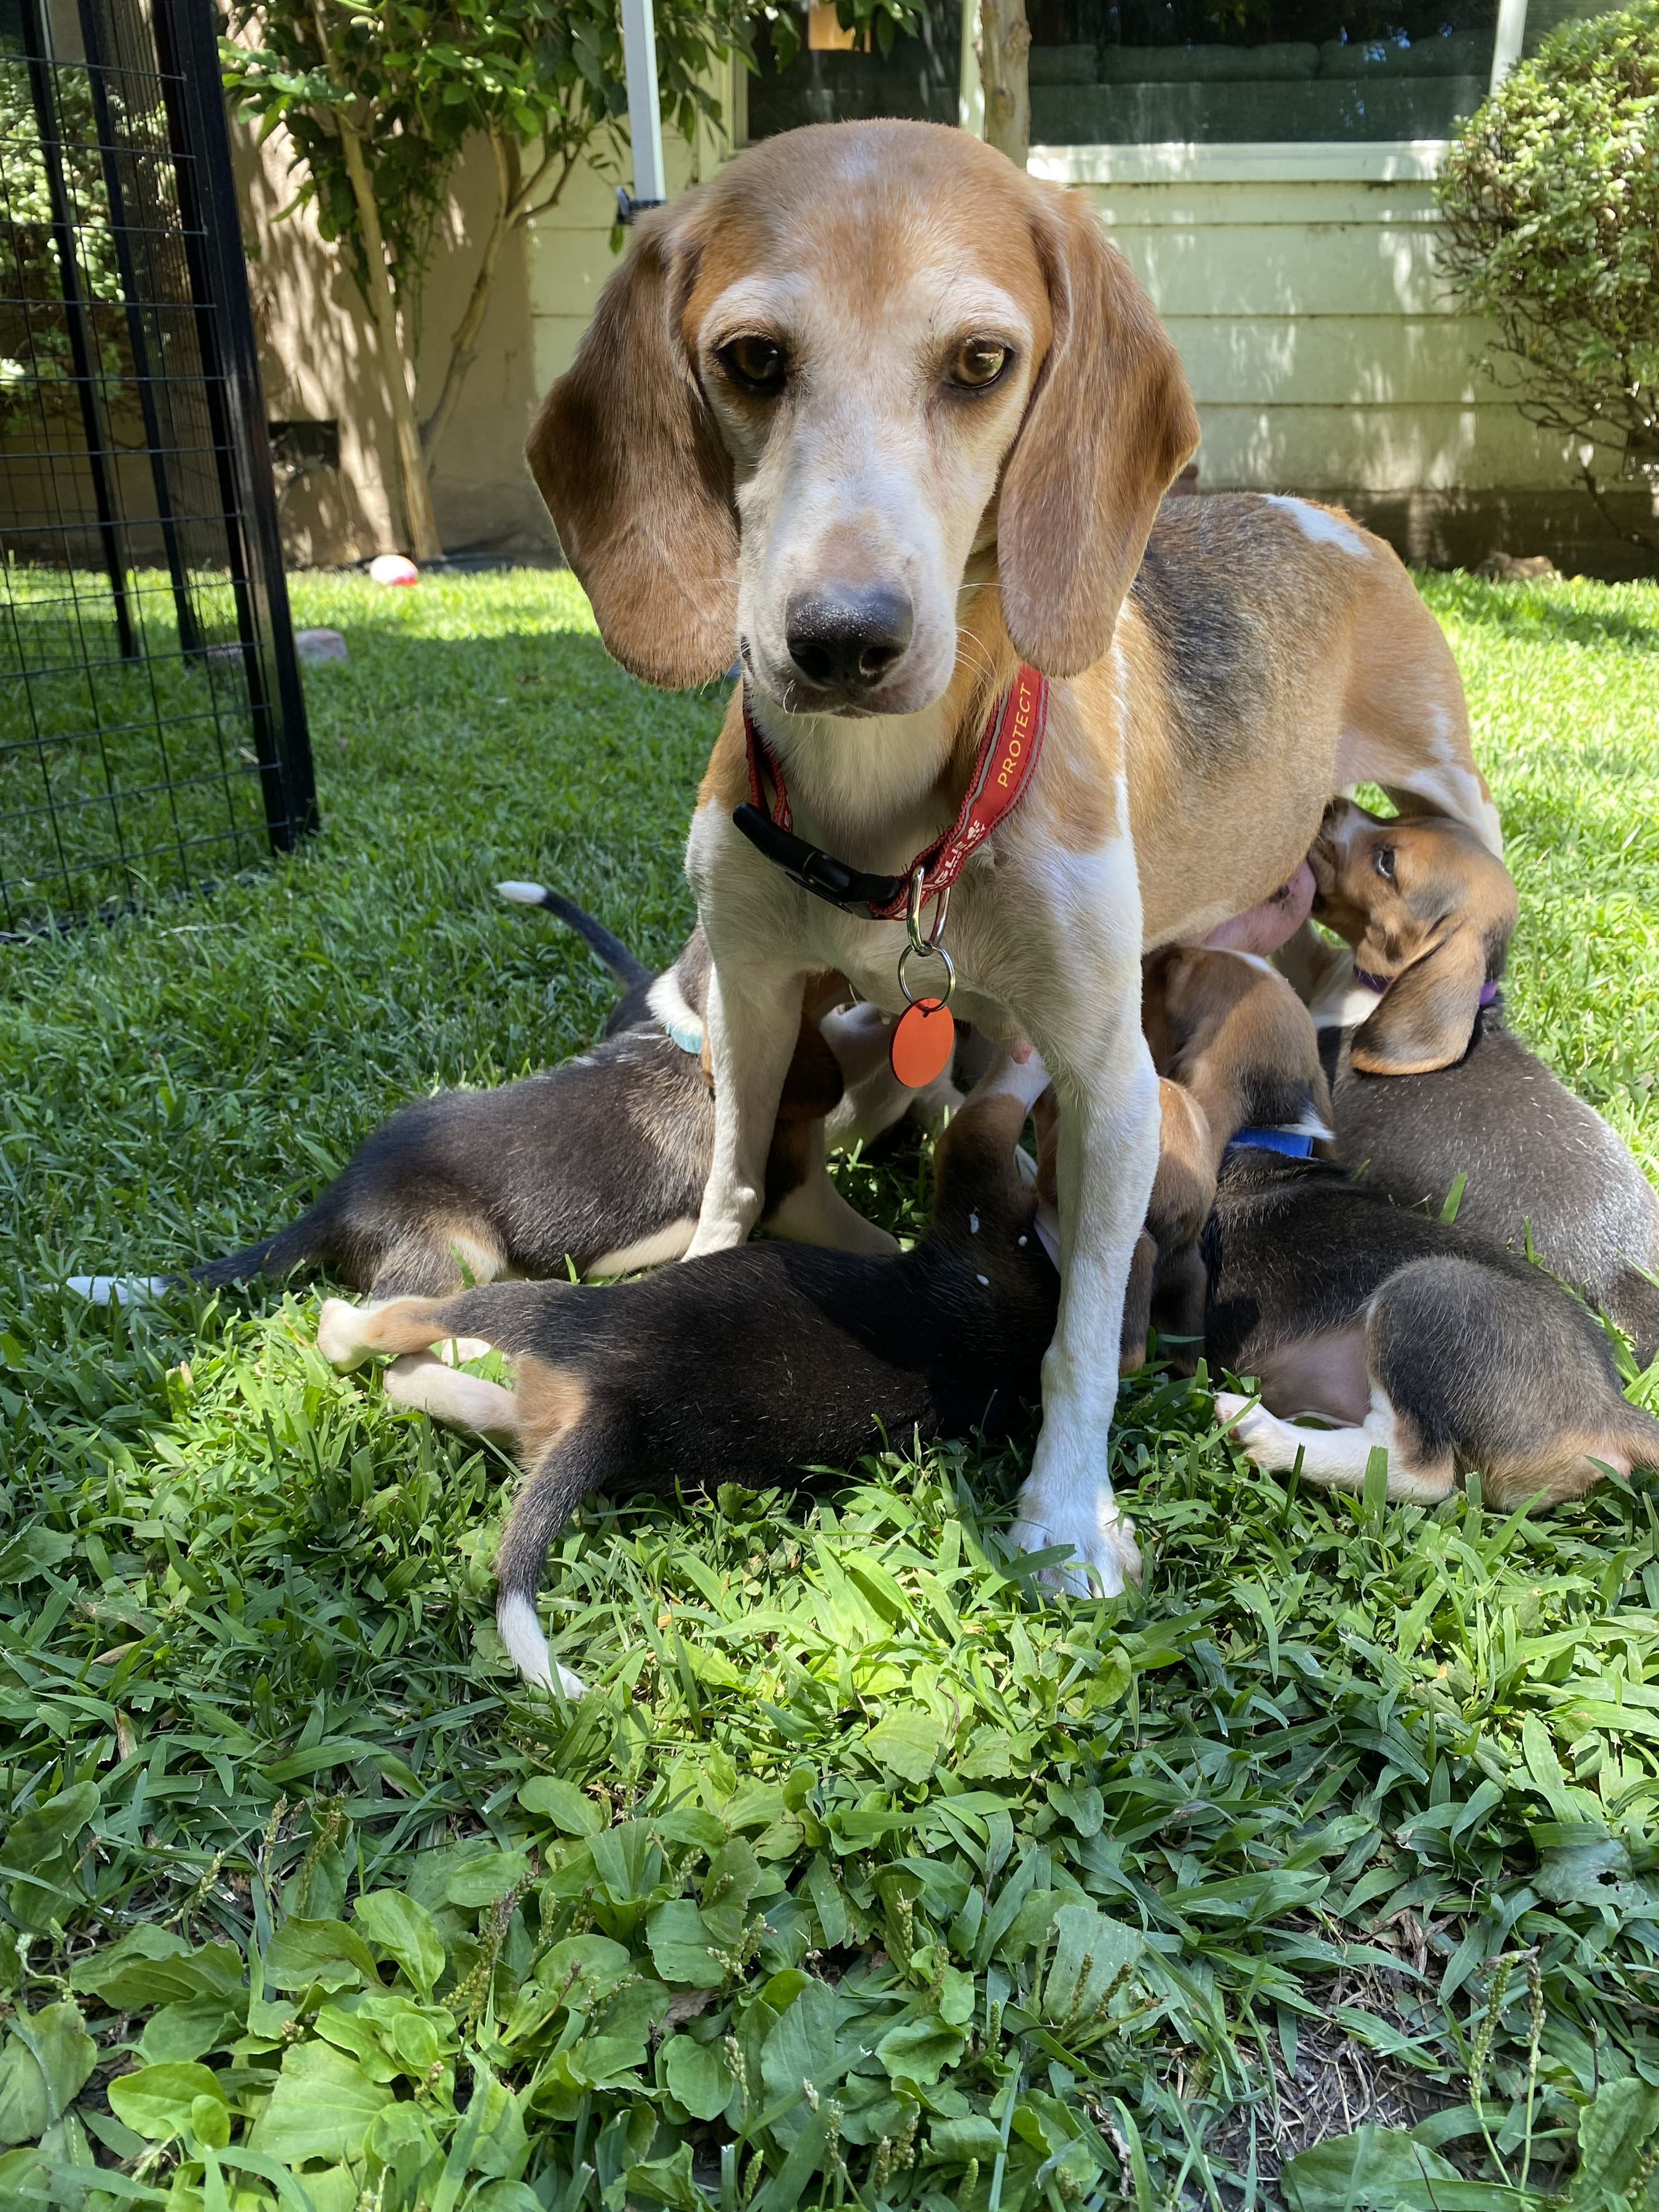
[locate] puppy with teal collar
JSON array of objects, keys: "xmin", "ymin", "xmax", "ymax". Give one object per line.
[{"xmin": 190, "ymin": 889, "xmax": 958, "ymax": 1302}]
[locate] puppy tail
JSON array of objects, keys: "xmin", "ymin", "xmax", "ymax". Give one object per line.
[
  {"xmin": 493, "ymin": 1392, "xmax": 626, "ymax": 1694},
  {"xmin": 498, "ymin": 881, "xmax": 651, "ymax": 989},
  {"xmin": 192, "ymin": 1211, "xmax": 329, "ymax": 1290}
]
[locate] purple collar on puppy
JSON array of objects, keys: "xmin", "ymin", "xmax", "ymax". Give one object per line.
[{"xmin": 1352, "ymin": 963, "xmax": 1499, "ymax": 1008}]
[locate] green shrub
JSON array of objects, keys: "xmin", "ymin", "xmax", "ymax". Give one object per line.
[
  {"xmin": 1436, "ymin": 1, "xmax": 1659, "ymax": 554},
  {"xmin": 0, "ymin": 58, "xmax": 130, "ymax": 442}
]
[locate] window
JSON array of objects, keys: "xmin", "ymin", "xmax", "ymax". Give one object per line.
[
  {"xmin": 1028, "ymin": 0, "xmax": 1499, "ymax": 141},
  {"xmin": 745, "ymin": 0, "xmax": 960, "ymax": 137}
]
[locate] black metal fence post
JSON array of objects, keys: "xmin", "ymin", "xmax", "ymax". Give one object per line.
[
  {"xmin": 150, "ymin": 0, "xmax": 314, "ymax": 847},
  {"xmin": 16, "ymin": 0, "xmax": 134, "ymax": 658},
  {"xmin": 0, "ymin": 0, "xmax": 316, "ymax": 930}
]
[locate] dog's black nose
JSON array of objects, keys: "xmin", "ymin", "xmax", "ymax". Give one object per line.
[{"xmin": 784, "ymin": 586, "xmax": 913, "ymax": 693}]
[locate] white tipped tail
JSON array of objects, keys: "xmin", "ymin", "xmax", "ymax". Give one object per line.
[
  {"xmin": 65, "ymin": 1274, "xmax": 175, "ymax": 1306},
  {"xmin": 496, "ymin": 880, "xmax": 549, "ymax": 906},
  {"xmin": 497, "ymin": 1590, "xmax": 585, "ymax": 1698}
]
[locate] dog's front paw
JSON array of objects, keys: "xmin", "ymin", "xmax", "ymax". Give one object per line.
[
  {"xmin": 317, "ymin": 1296, "xmax": 372, "ymax": 1370},
  {"xmin": 1010, "ymin": 1492, "xmax": 1142, "ymax": 1598}
]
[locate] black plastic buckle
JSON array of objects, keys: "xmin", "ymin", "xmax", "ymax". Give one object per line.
[
  {"xmin": 732, "ymin": 804, "xmax": 904, "ymax": 916},
  {"xmin": 616, "ymin": 187, "xmax": 666, "ymax": 227}
]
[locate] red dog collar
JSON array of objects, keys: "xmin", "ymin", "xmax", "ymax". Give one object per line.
[{"xmin": 734, "ymin": 667, "xmax": 1049, "ymax": 920}]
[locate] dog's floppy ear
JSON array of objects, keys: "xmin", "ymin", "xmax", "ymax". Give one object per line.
[
  {"xmin": 998, "ymin": 190, "xmax": 1199, "ymax": 678},
  {"xmin": 1349, "ymin": 925, "xmax": 1488, "ymax": 1075},
  {"xmin": 525, "ymin": 203, "xmax": 737, "ymax": 688}
]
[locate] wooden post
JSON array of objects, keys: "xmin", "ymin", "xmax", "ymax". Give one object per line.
[{"xmin": 979, "ymin": 0, "xmax": 1030, "ymax": 168}]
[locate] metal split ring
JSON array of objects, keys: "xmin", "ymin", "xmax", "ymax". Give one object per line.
[
  {"xmin": 897, "ymin": 937, "xmax": 955, "ymax": 1010},
  {"xmin": 906, "ymin": 865, "xmax": 949, "ymax": 955}
]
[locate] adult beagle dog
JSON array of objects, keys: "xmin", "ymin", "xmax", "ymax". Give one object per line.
[
  {"xmin": 526, "ymin": 117, "xmax": 1500, "ymax": 1596},
  {"xmin": 1143, "ymin": 949, "xmax": 1659, "ymax": 1512},
  {"xmin": 1295, "ymin": 801, "xmax": 1659, "ymax": 1363}
]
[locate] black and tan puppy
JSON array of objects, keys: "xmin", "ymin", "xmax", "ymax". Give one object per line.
[
  {"xmin": 1296, "ymin": 802, "xmax": 1659, "ymax": 1362},
  {"xmin": 315, "ymin": 1055, "xmax": 1059, "ymax": 1694},
  {"xmin": 194, "ymin": 892, "xmax": 962, "ymax": 1300},
  {"xmin": 1027, "ymin": 947, "xmax": 1333, "ymax": 1375},
  {"xmin": 1129, "ymin": 947, "xmax": 1333, "ymax": 1373},
  {"xmin": 1134, "ymin": 950, "xmax": 1659, "ymax": 1512}
]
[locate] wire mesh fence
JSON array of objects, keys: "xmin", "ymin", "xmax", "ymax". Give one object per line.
[{"xmin": 1, "ymin": 0, "xmax": 313, "ymax": 936}]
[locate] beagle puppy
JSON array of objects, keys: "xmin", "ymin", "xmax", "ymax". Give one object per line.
[
  {"xmin": 1296, "ymin": 802, "xmax": 1659, "ymax": 1363},
  {"xmin": 1140, "ymin": 950, "xmax": 1659, "ymax": 1510},
  {"xmin": 1128, "ymin": 946, "xmax": 1333, "ymax": 1373},
  {"xmin": 315, "ymin": 1053, "xmax": 1060, "ymax": 1695},
  {"xmin": 1299, "ymin": 798, "xmax": 1519, "ymax": 1072},
  {"xmin": 525, "ymin": 119, "xmax": 1500, "ymax": 1596},
  {"xmin": 197, "ymin": 890, "xmax": 954, "ymax": 1300}
]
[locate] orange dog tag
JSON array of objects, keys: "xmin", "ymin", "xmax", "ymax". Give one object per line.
[{"xmin": 890, "ymin": 998, "xmax": 954, "ymax": 1088}]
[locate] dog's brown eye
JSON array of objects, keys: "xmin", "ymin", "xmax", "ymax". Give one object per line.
[
  {"xmin": 720, "ymin": 335, "xmax": 786, "ymax": 394},
  {"xmin": 1375, "ymin": 847, "xmax": 1397, "ymax": 882},
  {"xmin": 949, "ymin": 338, "xmax": 1009, "ymax": 390}
]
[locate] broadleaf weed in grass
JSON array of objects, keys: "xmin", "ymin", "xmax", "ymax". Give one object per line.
[{"xmin": 0, "ymin": 568, "xmax": 1655, "ymax": 2207}]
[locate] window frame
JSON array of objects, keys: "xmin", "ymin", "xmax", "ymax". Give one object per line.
[{"xmin": 1011, "ymin": 0, "xmax": 1529, "ymax": 178}]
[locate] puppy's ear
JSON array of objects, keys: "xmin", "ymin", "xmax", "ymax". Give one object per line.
[
  {"xmin": 525, "ymin": 204, "xmax": 737, "ymax": 688},
  {"xmin": 1349, "ymin": 925, "xmax": 1487, "ymax": 1075},
  {"xmin": 998, "ymin": 190, "xmax": 1199, "ymax": 677}
]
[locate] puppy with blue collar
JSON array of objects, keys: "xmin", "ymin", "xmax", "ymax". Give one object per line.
[
  {"xmin": 1124, "ymin": 945, "xmax": 1335, "ymax": 1374},
  {"xmin": 1143, "ymin": 947, "xmax": 1659, "ymax": 1510},
  {"xmin": 1296, "ymin": 801, "xmax": 1659, "ymax": 1364}
]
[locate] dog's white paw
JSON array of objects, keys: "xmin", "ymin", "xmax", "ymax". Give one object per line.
[
  {"xmin": 1010, "ymin": 1495, "xmax": 1142, "ymax": 1598},
  {"xmin": 316, "ymin": 1296, "xmax": 372, "ymax": 1370},
  {"xmin": 497, "ymin": 1591, "xmax": 585, "ymax": 1697},
  {"xmin": 1214, "ymin": 1391, "xmax": 1291, "ymax": 1469}
]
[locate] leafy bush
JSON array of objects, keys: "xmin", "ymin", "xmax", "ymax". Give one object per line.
[
  {"xmin": 0, "ymin": 59, "xmax": 131, "ymax": 443},
  {"xmin": 1436, "ymin": 1, "xmax": 1659, "ymax": 552}
]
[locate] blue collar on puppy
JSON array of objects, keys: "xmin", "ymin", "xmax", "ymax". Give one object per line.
[
  {"xmin": 1226, "ymin": 1126, "xmax": 1315, "ymax": 1159},
  {"xmin": 662, "ymin": 1011, "xmax": 704, "ymax": 1057}
]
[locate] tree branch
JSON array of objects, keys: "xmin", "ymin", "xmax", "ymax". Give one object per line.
[
  {"xmin": 420, "ymin": 129, "xmax": 514, "ymax": 468},
  {"xmin": 311, "ymin": 0, "xmax": 442, "ymax": 557}
]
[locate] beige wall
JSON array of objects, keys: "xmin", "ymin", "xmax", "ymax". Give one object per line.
[
  {"xmin": 1074, "ymin": 175, "xmax": 1563, "ymax": 495},
  {"xmin": 527, "ymin": 119, "xmax": 723, "ymax": 394},
  {"xmin": 237, "ymin": 119, "xmax": 557, "ymax": 565},
  {"xmin": 1031, "ymin": 143, "xmax": 1655, "ymax": 571}
]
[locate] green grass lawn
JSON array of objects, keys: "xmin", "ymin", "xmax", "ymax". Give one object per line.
[{"xmin": 1, "ymin": 565, "xmax": 1657, "ymax": 2212}]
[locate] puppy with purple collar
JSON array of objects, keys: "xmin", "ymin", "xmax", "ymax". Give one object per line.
[{"xmin": 1293, "ymin": 801, "xmax": 1659, "ymax": 1363}]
